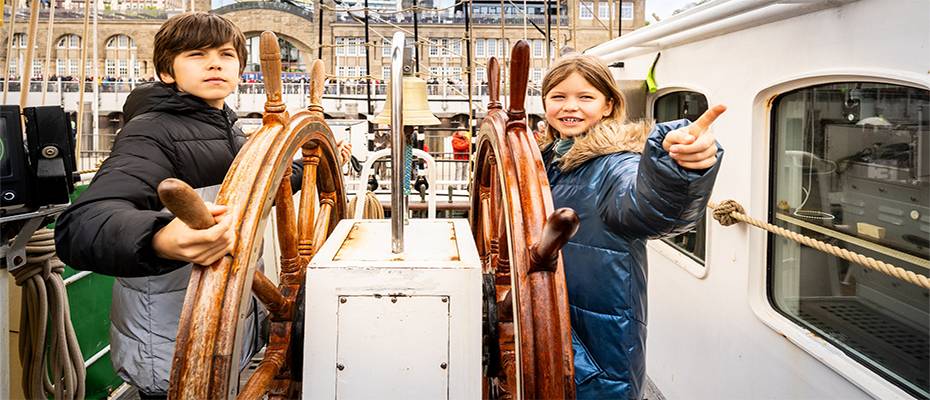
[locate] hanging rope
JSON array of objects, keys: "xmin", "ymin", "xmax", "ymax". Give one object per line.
[
  {"xmin": 347, "ymin": 191, "xmax": 385, "ymax": 219},
  {"xmin": 709, "ymin": 200, "xmax": 930, "ymax": 290},
  {"xmin": 403, "ymin": 143, "xmax": 413, "ymax": 196},
  {"xmin": 11, "ymin": 227, "xmax": 86, "ymax": 400}
]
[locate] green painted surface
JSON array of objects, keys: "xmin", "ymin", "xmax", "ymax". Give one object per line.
[{"xmin": 60, "ymin": 183, "xmax": 126, "ymax": 397}]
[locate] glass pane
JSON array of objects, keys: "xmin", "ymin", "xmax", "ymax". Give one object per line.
[
  {"xmin": 654, "ymin": 91, "xmax": 709, "ymax": 263},
  {"xmin": 770, "ymin": 82, "xmax": 929, "ymax": 398}
]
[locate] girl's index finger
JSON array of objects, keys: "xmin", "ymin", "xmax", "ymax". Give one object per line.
[{"xmin": 689, "ymin": 104, "xmax": 727, "ymax": 136}]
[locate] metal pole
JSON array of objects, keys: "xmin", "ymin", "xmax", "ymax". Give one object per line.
[
  {"xmin": 413, "ymin": 0, "xmax": 420, "ymax": 73},
  {"xmin": 318, "ymin": 0, "xmax": 325, "ymax": 59},
  {"xmin": 389, "ymin": 32, "xmax": 405, "ymax": 254},
  {"xmin": 364, "ymin": 0, "xmax": 373, "ymax": 115},
  {"xmin": 465, "ymin": 0, "xmax": 473, "ymax": 132},
  {"xmin": 545, "ymin": 0, "xmax": 551, "ymax": 63}
]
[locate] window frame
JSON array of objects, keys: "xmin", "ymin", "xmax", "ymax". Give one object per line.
[
  {"xmin": 579, "ymin": 1, "xmax": 593, "ymax": 20},
  {"xmin": 647, "ymin": 87, "xmax": 713, "ymax": 279},
  {"xmin": 598, "ymin": 1, "xmax": 610, "ymax": 20},
  {"xmin": 620, "ymin": 1, "xmax": 634, "ymax": 20},
  {"xmin": 746, "ymin": 73, "xmax": 929, "ymax": 400},
  {"xmin": 765, "ymin": 79, "xmax": 930, "ymax": 399}
]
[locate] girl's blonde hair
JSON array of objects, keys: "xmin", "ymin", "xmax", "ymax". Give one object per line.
[{"xmin": 540, "ymin": 54, "xmax": 627, "ymax": 143}]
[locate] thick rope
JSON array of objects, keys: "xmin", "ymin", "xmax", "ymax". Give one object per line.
[
  {"xmin": 347, "ymin": 191, "xmax": 386, "ymax": 219},
  {"xmin": 404, "ymin": 144, "xmax": 413, "ymax": 196},
  {"xmin": 11, "ymin": 228, "xmax": 86, "ymax": 400},
  {"xmin": 709, "ymin": 200, "xmax": 930, "ymax": 290}
]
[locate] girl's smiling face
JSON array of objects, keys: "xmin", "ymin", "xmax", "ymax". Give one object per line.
[{"xmin": 544, "ymin": 72, "xmax": 613, "ymax": 138}]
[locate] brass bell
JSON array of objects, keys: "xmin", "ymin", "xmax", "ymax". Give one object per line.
[{"xmin": 372, "ymin": 76, "xmax": 441, "ymax": 126}]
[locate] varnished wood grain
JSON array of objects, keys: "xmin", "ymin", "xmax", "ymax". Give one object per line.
[
  {"xmin": 168, "ymin": 31, "xmax": 346, "ymax": 400},
  {"xmin": 471, "ymin": 39, "xmax": 577, "ymax": 399}
]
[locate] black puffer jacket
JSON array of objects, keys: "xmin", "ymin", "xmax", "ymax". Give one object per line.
[{"xmin": 55, "ymin": 82, "xmax": 295, "ymax": 277}]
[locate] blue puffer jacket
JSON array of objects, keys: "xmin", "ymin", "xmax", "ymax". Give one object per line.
[{"xmin": 542, "ymin": 119, "xmax": 723, "ymax": 399}]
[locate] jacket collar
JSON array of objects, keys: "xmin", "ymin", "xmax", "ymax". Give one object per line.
[{"xmin": 546, "ymin": 118, "xmax": 653, "ymax": 172}]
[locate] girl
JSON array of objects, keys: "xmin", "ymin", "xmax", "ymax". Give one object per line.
[{"xmin": 539, "ymin": 54, "xmax": 725, "ymax": 399}]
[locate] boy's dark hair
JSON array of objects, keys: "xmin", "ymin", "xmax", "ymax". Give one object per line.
[{"xmin": 153, "ymin": 12, "xmax": 247, "ymax": 80}]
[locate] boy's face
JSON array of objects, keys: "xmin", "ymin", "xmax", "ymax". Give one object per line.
[{"xmin": 160, "ymin": 42, "xmax": 241, "ymax": 109}]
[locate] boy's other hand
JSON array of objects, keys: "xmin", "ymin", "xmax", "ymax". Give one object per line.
[
  {"xmin": 336, "ymin": 139, "xmax": 352, "ymax": 166},
  {"xmin": 662, "ymin": 104, "xmax": 726, "ymax": 170},
  {"xmin": 153, "ymin": 202, "xmax": 236, "ymax": 266}
]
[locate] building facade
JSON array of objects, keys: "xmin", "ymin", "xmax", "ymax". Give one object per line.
[{"xmin": 2, "ymin": 0, "xmax": 644, "ymax": 85}]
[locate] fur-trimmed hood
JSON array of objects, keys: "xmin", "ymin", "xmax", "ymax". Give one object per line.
[{"xmin": 544, "ymin": 118, "xmax": 654, "ymax": 172}]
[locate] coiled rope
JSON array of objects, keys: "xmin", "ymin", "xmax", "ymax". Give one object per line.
[
  {"xmin": 347, "ymin": 191, "xmax": 386, "ymax": 219},
  {"xmin": 11, "ymin": 227, "xmax": 86, "ymax": 400},
  {"xmin": 710, "ymin": 200, "xmax": 930, "ymax": 290}
]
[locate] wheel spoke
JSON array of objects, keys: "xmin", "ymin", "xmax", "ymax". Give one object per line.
[
  {"xmin": 252, "ymin": 270, "xmax": 291, "ymax": 321},
  {"xmin": 237, "ymin": 344, "xmax": 287, "ymax": 400},
  {"xmin": 312, "ymin": 194, "xmax": 336, "ymax": 255},
  {"xmin": 298, "ymin": 144, "xmax": 321, "ymax": 260},
  {"xmin": 275, "ymin": 163, "xmax": 300, "ymax": 271}
]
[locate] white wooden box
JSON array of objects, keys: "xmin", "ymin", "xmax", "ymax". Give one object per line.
[{"xmin": 303, "ymin": 219, "xmax": 482, "ymax": 400}]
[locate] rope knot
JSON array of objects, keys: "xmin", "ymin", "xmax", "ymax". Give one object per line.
[{"xmin": 713, "ymin": 199, "xmax": 745, "ymax": 226}]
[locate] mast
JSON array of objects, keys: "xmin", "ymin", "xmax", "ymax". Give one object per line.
[
  {"xmin": 318, "ymin": 0, "xmax": 324, "ymax": 59},
  {"xmin": 544, "ymin": 0, "xmax": 551, "ymax": 65},
  {"xmin": 465, "ymin": 0, "xmax": 473, "ymax": 130},
  {"xmin": 364, "ymin": 0, "xmax": 372, "ymax": 115},
  {"xmin": 75, "ymin": 0, "xmax": 92, "ymax": 169},
  {"xmin": 92, "ymin": 0, "xmax": 99, "ymax": 153},
  {"xmin": 3, "ymin": 0, "xmax": 19, "ymax": 104},
  {"xmin": 41, "ymin": 0, "xmax": 57, "ymax": 104},
  {"xmin": 18, "ymin": 0, "xmax": 40, "ymax": 109}
]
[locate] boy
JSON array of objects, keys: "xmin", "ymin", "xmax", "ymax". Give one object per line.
[{"xmin": 54, "ymin": 12, "xmax": 327, "ymax": 398}]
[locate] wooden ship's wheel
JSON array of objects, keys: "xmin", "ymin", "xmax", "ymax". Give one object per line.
[
  {"xmin": 158, "ymin": 33, "xmax": 575, "ymax": 400},
  {"xmin": 158, "ymin": 32, "xmax": 346, "ymax": 399},
  {"xmin": 472, "ymin": 41, "xmax": 579, "ymax": 399}
]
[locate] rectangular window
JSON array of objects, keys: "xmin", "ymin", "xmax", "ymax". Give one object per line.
[
  {"xmin": 654, "ymin": 91, "xmax": 709, "ymax": 263},
  {"xmin": 532, "ymin": 40, "xmax": 544, "ymax": 59},
  {"xmin": 620, "ymin": 1, "xmax": 633, "ymax": 20},
  {"xmin": 70, "ymin": 59, "xmax": 79, "ymax": 76},
  {"xmin": 57, "ymin": 59, "xmax": 67, "ymax": 76},
  {"xmin": 769, "ymin": 82, "xmax": 929, "ymax": 398},
  {"xmin": 105, "ymin": 60, "xmax": 116, "ymax": 77},
  {"xmin": 475, "ymin": 67, "xmax": 486, "ymax": 83},
  {"xmin": 118, "ymin": 60, "xmax": 128, "ymax": 77},
  {"xmin": 382, "ymin": 66, "xmax": 390, "ymax": 79},
  {"xmin": 579, "ymin": 1, "xmax": 593, "ymax": 19},
  {"xmin": 32, "ymin": 60, "xmax": 43, "ymax": 78},
  {"xmin": 598, "ymin": 1, "xmax": 610, "ymax": 20},
  {"xmin": 531, "ymin": 67, "xmax": 542, "ymax": 83},
  {"xmin": 382, "ymin": 39, "xmax": 391, "ymax": 57},
  {"xmin": 429, "ymin": 38, "xmax": 441, "ymax": 57},
  {"xmin": 487, "ymin": 39, "xmax": 496, "ymax": 59},
  {"xmin": 336, "ymin": 37, "xmax": 345, "ymax": 56},
  {"xmin": 475, "ymin": 39, "xmax": 486, "ymax": 58}
]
